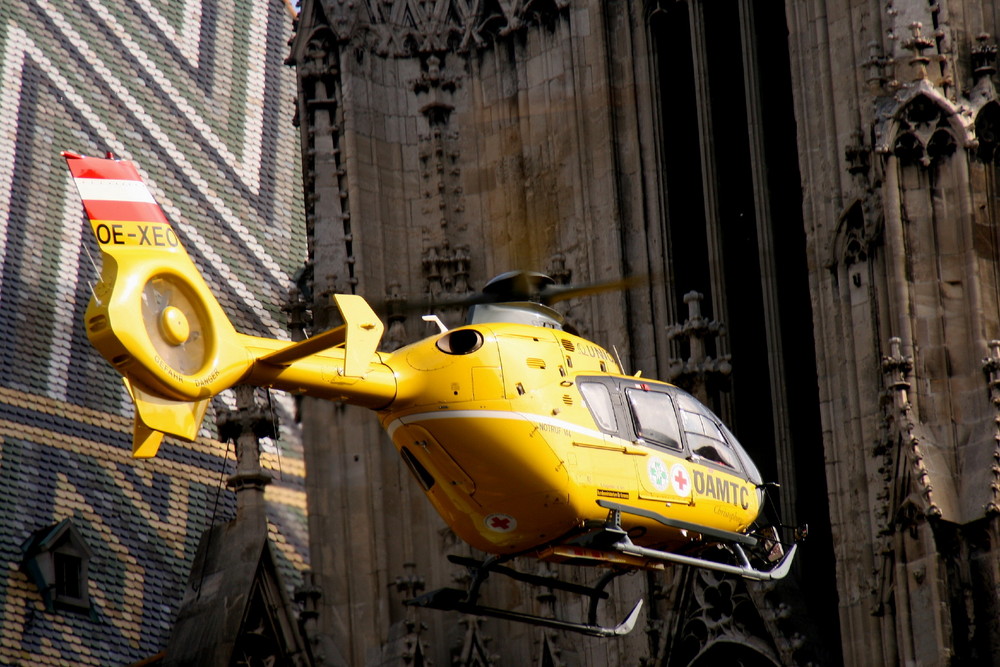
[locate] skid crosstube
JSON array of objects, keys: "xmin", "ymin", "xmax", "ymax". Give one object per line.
[
  {"xmin": 405, "ymin": 554, "xmax": 642, "ymax": 637},
  {"xmin": 406, "ymin": 587, "xmax": 642, "ymax": 638},
  {"xmin": 404, "ymin": 501, "xmax": 799, "ymax": 636}
]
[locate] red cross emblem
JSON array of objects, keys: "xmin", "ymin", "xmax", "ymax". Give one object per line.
[
  {"xmin": 670, "ymin": 464, "xmax": 691, "ymax": 497},
  {"xmin": 485, "ymin": 513, "xmax": 517, "ymax": 532},
  {"xmin": 490, "ymin": 516, "xmax": 510, "ymax": 530}
]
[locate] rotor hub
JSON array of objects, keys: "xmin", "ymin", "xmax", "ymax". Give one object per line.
[{"xmin": 159, "ymin": 305, "xmax": 191, "ymax": 346}]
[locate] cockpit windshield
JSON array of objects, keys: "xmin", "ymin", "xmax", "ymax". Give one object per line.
[
  {"xmin": 675, "ymin": 393, "xmax": 739, "ymax": 469},
  {"xmin": 577, "ymin": 376, "xmax": 761, "ymax": 483},
  {"xmin": 720, "ymin": 422, "xmax": 762, "ymax": 485}
]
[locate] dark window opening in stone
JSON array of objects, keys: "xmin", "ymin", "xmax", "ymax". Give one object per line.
[
  {"xmin": 54, "ymin": 552, "xmax": 83, "ymax": 600},
  {"xmin": 975, "ymin": 101, "xmax": 1000, "ymax": 164},
  {"xmin": 650, "ymin": 1, "xmax": 711, "ymax": 309},
  {"xmin": 650, "ymin": 1, "xmax": 837, "ymax": 659},
  {"xmin": 927, "ymin": 129, "xmax": 957, "ymax": 164},
  {"xmin": 978, "ymin": 102, "xmax": 1000, "ymax": 320},
  {"xmin": 894, "ymin": 131, "xmax": 925, "ymax": 165}
]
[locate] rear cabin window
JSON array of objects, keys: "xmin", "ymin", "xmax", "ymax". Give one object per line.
[
  {"xmin": 625, "ymin": 388, "xmax": 682, "ymax": 450},
  {"xmin": 676, "ymin": 393, "xmax": 739, "ymax": 469},
  {"xmin": 580, "ymin": 382, "xmax": 618, "ymax": 432}
]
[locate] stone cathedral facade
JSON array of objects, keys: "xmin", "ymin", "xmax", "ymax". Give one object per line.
[
  {"xmin": 285, "ymin": 0, "xmax": 1000, "ymax": 665},
  {"xmin": 0, "ymin": 1, "xmax": 310, "ymax": 665}
]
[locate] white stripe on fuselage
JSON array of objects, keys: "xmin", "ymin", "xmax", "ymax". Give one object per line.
[{"xmin": 386, "ymin": 409, "xmax": 613, "ymax": 444}]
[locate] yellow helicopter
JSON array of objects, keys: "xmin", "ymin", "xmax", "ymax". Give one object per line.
[{"xmin": 63, "ymin": 151, "xmax": 800, "ymax": 637}]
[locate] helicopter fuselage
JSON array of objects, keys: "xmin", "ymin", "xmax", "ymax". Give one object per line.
[
  {"xmin": 65, "ymin": 151, "xmax": 795, "ymax": 636},
  {"xmin": 65, "ymin": 151, "xmax": 778, "ymax": 586},
  {"xmin": 377, "ymin": 321, "xmax": 763, "ymax": 557}
]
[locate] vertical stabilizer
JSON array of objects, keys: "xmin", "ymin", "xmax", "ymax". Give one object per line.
[{"xmin": 64, "ymin": 152, "xmax": 250, "ymax": 451}]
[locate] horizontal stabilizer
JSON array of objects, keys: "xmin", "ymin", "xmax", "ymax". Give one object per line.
[
  {"xmin": 258, "ymin": 325, "xmax": 348, "ymax": 366},
  {"xmin": 258, "ymin": 294, "xmax": 383, "ymax": 377}
]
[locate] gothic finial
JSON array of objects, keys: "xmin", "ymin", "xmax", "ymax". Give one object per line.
[
  {"xmin": 982, "ymin": 341, "xmax": 1000, "ymax": 515},
  {"xmin": 974, "ymin": 34, "xmax": 999, "ymax": 80},
  {"xmin": 903, "ymin": 22, "xmax": 934, "ymax": 80},
  {"xmin": 283, "ymin": 268, "xmax": 313, "ymax": 342},
  {"xmin": 882, "ymin": 337, "xmax": 941, "ymax": 519},
  {"xmin": 546, "ymin": 253, "xmax": 571, "ymax": 286},
  {"xmin": 393, "ymin": 562, "xmax": 426, "ymax": 599},
  {"xmin": 665, "ymin": 291, "xmax": 730, "ymax": 401},
  {"xmin": 217, "ymin": 387, "xmax": 275, "ymax": 519},
  {"xmin": 845, "ymin": 129, "xmax": 871, "ymax": 175},
  {"xmin": 863, "ymin": 40, "xmax": 890, "ymax": 89},
  {"xmin": 881, "ymin": 336, "xmax": 913, "ymax": 397}
]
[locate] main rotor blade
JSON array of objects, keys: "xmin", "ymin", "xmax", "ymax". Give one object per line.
[
  {"xmin": 376, "ymin": 271, "xmax": 645, "ymax": 316},
  {"xmin": 538, "ymin": 275, "xmax": 645, "ymax": 305}
]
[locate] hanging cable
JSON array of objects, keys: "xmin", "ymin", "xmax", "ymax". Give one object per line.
[
  {"xmin": 193, "ymin": 435, "xmax": 233, "ymax": 599},
  {"xmin": 266, "ymin": 388, "xmax": 283, "ymax": 482}
]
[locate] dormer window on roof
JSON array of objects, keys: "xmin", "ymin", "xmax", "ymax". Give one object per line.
[{"xmin": 20, "ymin": 518, "xmax": 93, "ymax": 613}]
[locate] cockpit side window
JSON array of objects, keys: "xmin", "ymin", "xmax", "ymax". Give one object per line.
[
  {"xmin": 675, "ymin": 393, "xmax": 740, "ymax": 470},
  {"xmin": 625, "ymin": 388, "xmax": 682, "ymax": 450},
  {"xmin": 580, "ymin": 382, "xmax": 618, "ymax": 433}
]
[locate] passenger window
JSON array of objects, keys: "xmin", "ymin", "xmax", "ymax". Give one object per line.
[
  {"xmin": 676, "ymin": 393, "xmax": 739, "ymax": 469},
  {"xmin": 625, "ymin": 389, "xmax": 681, "ymax": 450},
  {"xmin": 580, "ymin": 382, "xmax": 618, "ymax": 432}
]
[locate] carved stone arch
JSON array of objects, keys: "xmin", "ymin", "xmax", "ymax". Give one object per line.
[
  {"xmin": 875, "ymin": 81, "xmax": 973, "ymax": 161},
  {"xmin": 475, "ymin": 0, "xmax": 518, "ymax": 44},
  {"xmin": 829, "ymin": 200, "xmax": 871, "ymax": 269},
  {"xmin": 668, "ymin": 569, "xmax": 782, "ymax": 667},
  {"xmin": 974, "ymin": 100, "xmax": 1000, "ymax": 164},
  {"xmin": 688, "ymin": 640, "xmax": 781, "ymax": 667},
  {"xmin": 971, "ymin": 100, "xmax": 1000, "ymax": 363},
  {"xmin": 441, "ymin": 5, "xmax": 469, "ymax": 53},
  {"xmin": 889, "ymin": 93, "xmax": 962, "ymax": 168},
  {"xmin": 644, "ymin": 0, "xmax": 686, "ymax": 25},
  {"xmin": 400, "ymin": 30, "xmax": 422, "ymax": 56},
  {"xmin": 877, "ymin": 81, "xmax": 981, "ymax": 525},
  {"xmin": 291, "ymin": 25, "xmax": 341, "ymax": 80},
  {"xmin": 521, "ymin": 0, "xmax": 565, "ymax": 32},
  {"xmin": 825, "ymin": 198, "xmax": 885, "ymax": 300}
]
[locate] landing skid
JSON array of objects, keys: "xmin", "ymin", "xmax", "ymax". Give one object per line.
[
  {"xmin": 406, "ymin": 503, "xmax": 799, "ymax": 636},
  {"xmin": 536, "ymin": 538, "xmax": 797, "ymax": 582},
  {"xmin": 593, "ymin": 499, "xmax": 800, "ymax": 581},
  {"xmin": 614, "ymin": 537, "xmax": 797, "ymax": 581},
  {"xmin": 405, "ymin": 554, "xmax": 643, "ymax": 637}
]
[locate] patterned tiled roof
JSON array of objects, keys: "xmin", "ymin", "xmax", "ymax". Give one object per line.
[{"xmin": 0, "ymin": 1, "xmax": 308, "ymax": 664}]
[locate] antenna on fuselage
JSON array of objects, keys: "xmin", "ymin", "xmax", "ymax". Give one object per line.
[
  {"xmin": 422, "ymin": 314, "xmax": 449, "ymax": 333},
  {"xmin": 612, "ymin": 345, "xmax": 629, "ymax": 375}
]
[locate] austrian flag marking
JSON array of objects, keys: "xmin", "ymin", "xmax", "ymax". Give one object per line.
[{"xmin": 64, "ymin": 153, "xmax": 170, "ymax": 227}]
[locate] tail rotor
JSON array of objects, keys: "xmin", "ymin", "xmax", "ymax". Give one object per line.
[{"xmin": 140, "ymin": 274, "xmax": 208, "ymax": 375}]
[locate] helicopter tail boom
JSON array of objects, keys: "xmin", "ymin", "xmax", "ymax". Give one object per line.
[{"xmin": 64, "ymin": 152, "xmax": 391, "ymax": 456}]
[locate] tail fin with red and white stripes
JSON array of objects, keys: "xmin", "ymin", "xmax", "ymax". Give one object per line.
[
  {"xmin": 64, "ymin": 151, "xmax": 388, "ymax": 457},
  {"xmin": 64, "ymin": 151, "xmax": 252, "ymax": 456}
]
